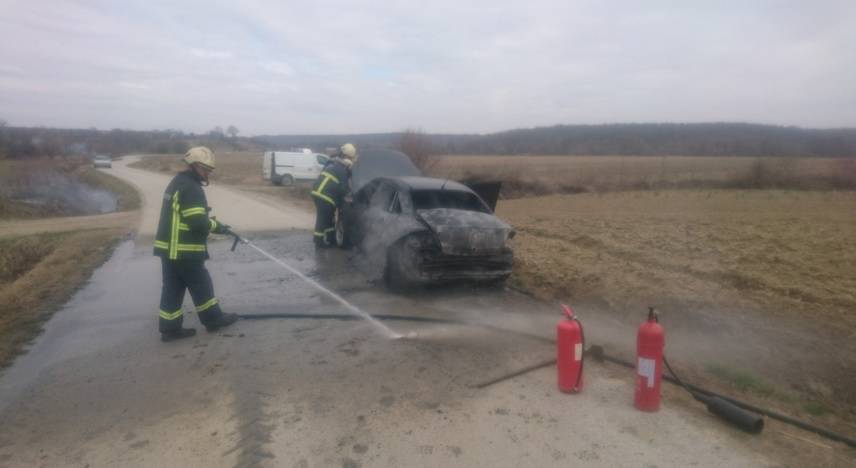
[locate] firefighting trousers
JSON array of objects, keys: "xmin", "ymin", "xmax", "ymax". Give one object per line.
[
  {"xmin": 312, "ymin": 197, "xmax": 336, "ymax": 247},
  {"xmin": 158, "ymin": 257, "xmax": 223, "ymax": 332}
]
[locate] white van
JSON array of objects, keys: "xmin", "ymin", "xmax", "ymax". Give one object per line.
[{"xmin": 262, "ymin": 150, "xmax": 329, "ymax": 185}]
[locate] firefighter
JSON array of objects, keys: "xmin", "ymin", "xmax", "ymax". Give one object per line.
[
  {"xmin": 154, "ymin": 146, "xmax": 239, "ymax": 342},
  {"xmin": 310, "ymin": 143, "xmax": 357, "ymax": 247}
]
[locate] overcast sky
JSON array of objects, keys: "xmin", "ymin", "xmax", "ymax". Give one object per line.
[{"xmin": 1, "ymin": 0, "xmax": 854, "ymax": 135}]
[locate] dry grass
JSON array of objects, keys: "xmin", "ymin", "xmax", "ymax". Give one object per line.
[
  {"xmin": 0, "ymin": 229, "xmax": 125, "ymax": 368},
  {"xmin": 431, "ymin": 155, "xmax": 856, "ymax": 196},
  {"xmin": 130, "ymin": 152, "xmax": 264, "ymax": 185},
  {"xmin": 500, "ymin": 190, "xmax": 856, "ymax": 328}
]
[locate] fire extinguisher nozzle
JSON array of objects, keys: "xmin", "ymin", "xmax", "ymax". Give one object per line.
[{"xmin": 703, "ymin": 396, "xmax": 765, "ymax": 434}]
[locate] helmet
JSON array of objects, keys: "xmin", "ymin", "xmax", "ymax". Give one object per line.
[
  {"xmin": 183, "ymin": 146, "xmax": 216, "ymax": 170},
  {"xmin": 340, "ymin": 143, "xmax": 357, "ymax": 162}
]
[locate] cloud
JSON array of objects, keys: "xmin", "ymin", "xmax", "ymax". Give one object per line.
[
  {"xmin": 189, "ymin": 48, "xmax": 234, "ymax": 60},
  {"xmin": 0, "ymin": 0, "xmax": 854, "ymax": 133},
  {"xmin": 260, "ymin": 61, "xmax": 295, "ymax": 77}
]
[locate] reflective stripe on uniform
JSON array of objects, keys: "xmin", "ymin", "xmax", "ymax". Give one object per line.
[
  {"xmin": 177, "ymin": 244, "xmax": 206, "ymax": 252},
  {"xmin": 196, "ymin": 297, "xmax": 218, "ymax": 313},
  {"xmin": 310, "ymin": 191, "xmax": 336, "ymax": 205},
  {"xmin": 209, "ymin": 219, "xmax": 218, "ymax": 231},
  {"xmin": 181, "ymin": 206, "xmax": 207, "ymax": 217},
  {"xmin": 159, "ymin": 309, "xmax": 182, "ymax": 320},
  {"xmin": 179, "ymin": 223, "xmax": 189, "ymax": 231},
  {"xmin": 319, "ymin": 171, "xmax": 340, "ymax": 185},
  {"xmin": 313, "ymin": 231, "xmax": 325, "ymax": 237},
  {"xmin": 154, "ymin": 242, "xmax": 206, "ymax": 252},
  {"xmin": 310, "ymin": 171, "xmax": 340, "ymax": 206},
  {"xmin": 169, "ymin": 191, "xmax": 180, "ymax": 260}
]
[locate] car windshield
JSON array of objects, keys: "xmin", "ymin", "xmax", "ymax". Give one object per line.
[{"xmin": 411, "ymin": 189, "xmax": 489, "ymax": 213}]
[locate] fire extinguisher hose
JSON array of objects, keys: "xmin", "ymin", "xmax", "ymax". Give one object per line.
[
  {"xmin": 573, "ymin": 315, "xmax": 585, "ymax": 390},
  {"xmin": 591, "ymin": 348, "xmax": 856, "ymax": 448}
]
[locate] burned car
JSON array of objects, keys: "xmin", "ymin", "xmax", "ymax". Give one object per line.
[{"xmin": 337, "ymin": 148, "xmax": 514, "ymax": 287}]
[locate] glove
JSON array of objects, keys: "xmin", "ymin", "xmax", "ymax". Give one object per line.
[{"xmin": 210, "ymin": 217, "xmax": 231, "ymax": 235}]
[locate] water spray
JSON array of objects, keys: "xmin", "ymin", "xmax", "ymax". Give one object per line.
[{"xmin": 227, "ymin": 230, "xmax": 402, "ymax": 339}]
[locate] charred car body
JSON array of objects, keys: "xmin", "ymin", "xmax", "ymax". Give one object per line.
[{"xmin": 337, "ymin": 149, "xmax": 514, "ymax": 287}]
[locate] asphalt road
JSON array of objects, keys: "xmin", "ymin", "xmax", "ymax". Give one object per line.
[{"xmin": 0, "ymin": 157, "xmax": 775, "ymax": 467}]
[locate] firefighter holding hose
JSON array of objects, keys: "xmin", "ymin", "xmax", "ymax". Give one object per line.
[
  {"xmin": 154, "ymin": 146, "xmax": 239, "ymax": 342},
  {"xmin": 310, "ymin": 143, "xmax": 357, "ymax": 248}
]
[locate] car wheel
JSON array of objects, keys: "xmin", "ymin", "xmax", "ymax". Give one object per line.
[
  {"xmin": 335, "ymin": 210, "xmax": 352, "ymax": 249},
  {"xmin": 280, "ymin": 174, "xmax": 295, "ymax": 186}
]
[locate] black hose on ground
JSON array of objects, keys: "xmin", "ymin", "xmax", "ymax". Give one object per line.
[
  {"xmin": 664, "ymin": 356, "xmax": 764, "ymax": 434},
  {"xmin": 238, "ymin": 313, "xmax": 453, "ymax": 324}
]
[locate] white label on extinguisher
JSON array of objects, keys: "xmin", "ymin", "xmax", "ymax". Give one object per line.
[
  {"xmin": 574, "ymin": 343, "xmax": 582, "ymax": 361},
  {"xmin": 638, "ymin": 357, "xmax": 656, "ymax": 388}
]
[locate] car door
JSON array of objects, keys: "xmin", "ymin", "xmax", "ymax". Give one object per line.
[{"xmin": 361, "ymin": 180, "xmax": 401, "ymax": 246}]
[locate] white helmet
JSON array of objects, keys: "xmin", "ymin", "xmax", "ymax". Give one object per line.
[
  {"xmin": 340, "ymin": 143, "xmax": 357, "ymax": 162},
  {"xmin": 183, "ymin": 146, "xmax": 216, "ymax": 170}
]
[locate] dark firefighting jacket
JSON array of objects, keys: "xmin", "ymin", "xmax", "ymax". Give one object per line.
[
  {"xmin": 153, "ymin": 170, "xmax": 223, "ymax": 261},
  {"xmin": 310, "ymin": 159, "xmax": 350, "ymax": 207}
]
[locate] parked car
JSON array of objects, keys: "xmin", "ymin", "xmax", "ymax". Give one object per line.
[
  {"xmin": 92, "ymin": 154, "xmax": 112, "ymax": 168},
  {"xmin": 338, "ymin": 149, "xmax": 514, "ymax": 288},
  {"xmin": 262, "ymin": 150, "xmax": 329, "ymax": 185}
]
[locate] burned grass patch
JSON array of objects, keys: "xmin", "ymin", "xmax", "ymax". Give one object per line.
[{"xmin": 0, "ymin": 158, "xmax": 139, "ymax": 220}]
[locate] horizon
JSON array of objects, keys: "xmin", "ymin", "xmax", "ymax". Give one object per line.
[{"xmin": 3, "ymin": 121, "xmax": 856, "ymax": 138}]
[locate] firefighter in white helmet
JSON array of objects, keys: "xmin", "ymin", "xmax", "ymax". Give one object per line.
[
  {"xmin": 153, "ymin": 146, "xmax": 239, "ymax": 341},
  {"xmin": 310, "ymin": 143, "xmax": 358, "ymax": 247}
]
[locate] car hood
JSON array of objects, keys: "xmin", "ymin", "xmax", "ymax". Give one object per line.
[
  {"xmin": 417, "ymin": 208, "xmax": 513, "ymax": 255},
  {"xmin": 351, "ymin": 148, "xmax": 421, "ymax": 192}
]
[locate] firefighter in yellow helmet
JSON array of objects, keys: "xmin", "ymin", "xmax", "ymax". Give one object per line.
[
  {"xmin": 153, "ymin": 146, "xmax": 239, "ymax": 341},
  {"xmin": 310, "ymin": 143, "xmax": 358, "ymax": 247}
]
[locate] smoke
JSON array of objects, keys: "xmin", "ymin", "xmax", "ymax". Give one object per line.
[{"xmin": 5, "ymin": 170, "xmax": 118, "ymax": 215}]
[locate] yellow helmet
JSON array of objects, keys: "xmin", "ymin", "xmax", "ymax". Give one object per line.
[
  {"xmin": 340, "ymin": 143, "xmax": 357, "ymax": 162},
  {"xmin": 183, "ymin": 146, "xmax": 216, "ymax": 170}
]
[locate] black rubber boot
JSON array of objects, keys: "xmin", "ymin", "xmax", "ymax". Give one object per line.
[
  {"xmin": 205, "ymin": 312, "xmax": 239, "ymax": 332},
  {"xmin": 161, "ymin": 328, "xmax": 196, "ymax": 342}
]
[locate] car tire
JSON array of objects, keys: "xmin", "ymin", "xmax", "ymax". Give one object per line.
[
  {"xmin": 335, "ymin": 210, "xmax": 352, "ymax": 249},
  {"xmin": 280, "ymin": 174, "xmax": 295, "ymax": 186}
]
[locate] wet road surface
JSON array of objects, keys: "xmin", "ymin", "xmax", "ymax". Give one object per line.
[{"xmin": 0, "ymin": 230, "xmax": 774, "ymax": 467}]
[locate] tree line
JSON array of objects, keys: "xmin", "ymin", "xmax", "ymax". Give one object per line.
[
  {"xmin": 256, "ymin": 123, "xmax": 856, "ymax": 157},
  {"xmin": 3, "ymin": 122, "xmax": 856, "ymax": 160}
]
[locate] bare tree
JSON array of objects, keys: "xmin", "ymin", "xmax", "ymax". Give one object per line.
[
  {"xmin": 398, "ymin": 128, "xmax": 437, "ymax": 173},
  {"xmin": 226, "ymin": 125, "xmax": 239, "ymax": 139},
  {"xmin": 209, "ymin": 126, "xmax": 224, "ymax": 139}
]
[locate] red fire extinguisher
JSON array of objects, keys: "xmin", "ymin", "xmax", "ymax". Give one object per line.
[
  {"xmin": 557, "ymin": 304, "xmax": 584, "ymax": 393},
  {"xmin": 635, "ymin": 307, "xmax": 665, "ymax": 411}
]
